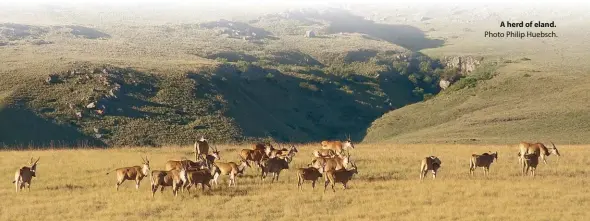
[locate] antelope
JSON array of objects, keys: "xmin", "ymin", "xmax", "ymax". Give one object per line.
[
  {"xmin": 469, "ymin": 152, "xmax": 498, "ymax": 176},
  {"xmin": 149, "ymin": 161, "xmax": 189, "ymax": 197},
  {"xmin": 296, "ymin": 165, "xmax": 324, "ymax": 190},
  {"xmin": 309, "ymin": 152, "xmax": 350, "ymax": 172},
  {"xmin": 12, "ymin": 157, "xmax": 40, "ymax": 193},
  {"xmin": 321, "ymin": 135, "xmax": 355, "ymax": 155},
  {"xmin": 260, "ymin": 157, "xmax": 290, "ymax": 182},
  {"xmin": 253, "ymin": 142, "xmax": 273, "ymax": 151},
  {"xmin": 184, "ymin": 168, "xmax": 214, "ymax": 193},
  {"xmin": 106, "ymin": 156, "xmax": 151, "ymax": 191},
  {"xmin": 518, "ymin": 141, "xmax": 560, "ymax": 165},
  {"xmin": 239, "ymin": 148, "xmax": 268, "ymax": 168},
  {"xmin": 522, "ymin": 153, "xmax": 539, "ymax": 177},
  {"xmin": 324, "ymin": 161, "xmax": 358, "ymax": 192},
  {"xmin": 420, "ymin": 156, "xmax": 441, "ymax": 181},
  {"xmin": 313, "ymin": 149, "xmax": 337, "ymax": 158},
  {"xmin": 194, "ymin": 136, "xmax": 209, "ymax": 161},
  {"xmin": 165, "ymin": 158, "xmax": 207, "ymax": 171},
  {"xmin": 211, "ymin": 159, "xmax": 250, "ymax": 187},
  {"xmin": 204, "ymin": 145, "xmax": 221, "ymax": 167}
]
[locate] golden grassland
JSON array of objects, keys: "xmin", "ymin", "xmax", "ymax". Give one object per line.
[{"xmin": 1, "ymin": 143, "xmax": 589, "ymax": 221}]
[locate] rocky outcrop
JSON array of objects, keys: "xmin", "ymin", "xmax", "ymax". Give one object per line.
[
  {"xmin": 441, "ymin": 56, "xmax": 483, "ymax": 75},
  {"xmin": 439, "ymin": 80, "xmax": 451, "ymax": 90}
]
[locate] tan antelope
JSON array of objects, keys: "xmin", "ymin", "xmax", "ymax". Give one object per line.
[
  {"xmin": 260, "ymin": 156, "xmax": 290, "ymax": 182},
  {"xmin": 194, "ymin": 136, "xmax": 209, "ymax": 161},
  {"xmin": 313, "ymin": 149, "xmax": 337, "ymax": 158},
  {"xmin": 211, "ymin": 159, "xmax": 250, "ymax": 187},
  {"xmin": 522, "ymin": 153, "xmax": 539, "ymax": 177},
  {"xmin": 183, "ymin": 168, "xmax": 214, "ymax": 193},
  {"xmin": 309, "ymin": 152, "xmax": 350, "ymax": 172},
  {"xmin": 324, "ymin": 161, "xmax": 358, "ymax": 192},
  {"xmin": 420, "ymin": 156, "xmax": 442, "ymax": 181},
  {"xmin": 165, "ymin": 158, "xmax": 207, "ymax": 171},
  {"xmin": 106, "ymin": 156, "xmax": 151, "ymax": 191},
  {"xmin": 13, "ymin": 157, "xmax": 40, "ymax": 193},
  {"xmin": 149, "ymin": 161, "xmax": 189, "ymax": 197},
  {"xmin": 321, "ymin": 135, "xmax": 355, "ymax": 155},
  {"xmin": 296, "ymin": 165, "xmax": 324, "ymax": 190},
  {"xmin": 518, "ymin": 141, "xmax": 560, "ymax": 165},
  {"xmin": 469, "ymin": 152, "xmax": 498, "ymax": 176}
]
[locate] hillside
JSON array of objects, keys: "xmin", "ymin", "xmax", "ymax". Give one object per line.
[
  {"xmin": 0, "ymin": 9, "xmax": 455, "ymax": 147},
  {"xmin": 364, "ymin": 9, "xmax": 590, "ymax": 144}
]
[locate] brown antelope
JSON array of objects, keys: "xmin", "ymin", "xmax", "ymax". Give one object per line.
[
  {"xmin": 522, "ymin": 153, "xmax": 539, "ymax": 177},
  {"xmin": 313, "ymin": 149, "xmax": 337, "ymax": 158},
  {"xmin": 321, "ymin": 135, "xmax": 355, "ymax": 155},
  {"xmin": 184, "ymin": 168, "xmax": 214, "ymax": 193},
  {"xmin": 518, "ymin": 141, "xmax": 560, "ymax": 165},
  {"xmin": 13, "ymin": 157, "xmax": 40, "ymax": 193},
  {"xmin": 149, "ymin": 161, "xmax": 189, "ymax": 198},
  {"xmin": 260, "ymin": 156, "xmax": 290, "ymax": 182},
  {"xmin": 253, "ymin": 142, "xmax": 273, "ymax": 151},
  {"xmin": 420, "ymin": 156, "xmax": 441, "ymax": 181},
  {"xmin": 204, "ymin": 145, "xmax": 221, "ymax": 167},
  {"xmin": 296, "ymin": 165, "xmax": 324, "ymax": 190},
  {"xmin": 211, "ymin": 159, "xmax": 250, "ymax": 187},
  {"xmin": 194, "ymin": 136, "xmax": 209, "ymax": 161},
  {"xmin": 324, "ymin": 161, "xmax": 358, "ymax": 192},
  {"xmin": 106, "ymin": 156, "xmax": 151, "ymax": 191},
  {"xmin": 309, "ymin": 152, "xmax": 350, "ymax": 172},
  {"xmin": 469, "ymin": 152, "xmax": 498, "ymax": 176},
  {"xmin": 239, "ymin": 148, "xmax": 268, "ymax": 168}
]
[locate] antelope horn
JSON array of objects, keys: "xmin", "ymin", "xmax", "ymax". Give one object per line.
[
  {"xmin": 34, "ymin": 157, "xmax": 40, "ymax": 164},
  {"xmin": 550, "ymin": 141, "xmax": 556, "ymax": 148}
]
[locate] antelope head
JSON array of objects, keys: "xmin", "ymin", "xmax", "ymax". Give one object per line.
[
  {"xmin": 237, "ymin": 158, "xmax": 251, "ymax": 174},
  {"xmin": 29, "ymin": 157, "xmax": 40, "ymax": 177},
  {"xmin": 141, "ymin": 156, "xmax": 151, "ymax": 175},
  {"xmin": 198, "ymin": 135, "xmax": 207, "ymax": 142},
  {"xmin": 212, "ymin": 145, "xmax": 221, "ymax": 160},
  {"xmin": 550, "ymin": 141, "xmax": 561, "ymax": 158},
  {"xmin": 349, "ymin": 161, "xmax": 358, "ymax": 174},
  {"xmin": 343, "ymin": 134, "xmax": 355, "ymax": 149}
]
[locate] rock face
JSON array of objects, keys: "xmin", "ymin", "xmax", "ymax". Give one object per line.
[
  {"xmin": 441, "ymin": 56, "xmax": 483, "ymax": 75},
  {"xmin": 439, "ymin": 80, "xmax": 451, "ymax": 90}
]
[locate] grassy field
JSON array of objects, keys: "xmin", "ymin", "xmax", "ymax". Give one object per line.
[{"xmin": 1, "ymin": 143, "xmax": 588, "ymax": 221}]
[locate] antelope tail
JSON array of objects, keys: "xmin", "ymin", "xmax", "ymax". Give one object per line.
[{"xmin": 106, "ymin": 169, "xmax": 118, "ymax": 175}]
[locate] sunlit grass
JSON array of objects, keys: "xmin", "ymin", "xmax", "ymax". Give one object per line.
[{"xmin": 1, "ymin": 143, "xmax": 588, "ymax": 221}]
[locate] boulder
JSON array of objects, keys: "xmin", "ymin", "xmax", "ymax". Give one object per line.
[
  {"xmin": 86, "ymin": 102, "xmax": 96, "ymax": 109},
  {"xmin": 439, "ymin": 80, "xmax": 451, "ymax": 90},
  {"xmin": 304, "ymin": 30, "xmax": 316, "ymax": 38}
]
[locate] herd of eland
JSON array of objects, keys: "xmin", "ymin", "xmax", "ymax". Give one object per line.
[{"xmin": 12, "ymin": 138, "xmax": 561, "ymax": 196}]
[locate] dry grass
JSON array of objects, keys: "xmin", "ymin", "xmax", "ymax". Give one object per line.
[{"xmin": 1, "ymin": 143, "xmax": 588, "ymax": 221}]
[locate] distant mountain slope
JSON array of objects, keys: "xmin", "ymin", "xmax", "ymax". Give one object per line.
[{"xmin": 364, "ymin": 59, "xmax": 590, "ymax": 144}]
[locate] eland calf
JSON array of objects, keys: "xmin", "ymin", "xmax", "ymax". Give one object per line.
[
  {"xmin": 323, "ymin": 161, "xmax": 358, "ymax": 192},
  {"xmin": 469, "ymin": 152, "xmax": 498, "ymax": 176},
  {"xmin": 522, "ymin": 153, "xmax": 540, "ymax": 177},
  {"xmin": 296, "ymin": 166, "xmax": 324, "ymax": 190},
  {"xmin": 260, "ymin": 157, "xmax": 290, "ymax": 183},
  {"xmin": 420, "ymin": 156, "xmax": 441, "ymax": 181}
]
